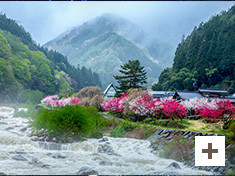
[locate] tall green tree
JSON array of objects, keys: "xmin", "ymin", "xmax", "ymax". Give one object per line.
[{"xmin": 114, "ymin": 59, "xmax": 147, "ymax": 93}]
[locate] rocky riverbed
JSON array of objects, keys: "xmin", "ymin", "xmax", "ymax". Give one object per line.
[{"xmin": 0, "ymin": 106, "xmax": 221, "ymax": 175}]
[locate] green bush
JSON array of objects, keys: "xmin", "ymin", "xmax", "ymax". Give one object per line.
[
  {"xmin": 33, "ymin": 105, "xmax": 105, "ymax": 141},
  {"xmin": 110, "ymin": 121, "xmax": 135, "ymax": 137}
]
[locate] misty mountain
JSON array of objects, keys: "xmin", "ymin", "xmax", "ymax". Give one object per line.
[
  {"xmin": 44, "ymin": 14, "xmax": 174, "ymax": 89},
  {"xmin": 154, "ymin": 5, "xmax": 235, "ymax": 93}
]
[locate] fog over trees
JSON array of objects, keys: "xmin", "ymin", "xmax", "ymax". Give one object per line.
[{"xmin": 0, "ymin": 1, "xmax": 233, "ymax": 48}]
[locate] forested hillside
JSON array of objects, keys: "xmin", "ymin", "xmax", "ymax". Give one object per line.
[
  {"xmin": 0, "ymin": 13, "xmax": 101, "ymax": 103},
  {"xmin": 44, "ymin": 14, "xmax": 165, "ymax": 89},
  {"xmin": 154, "ymin": 5, "xmax": 235, "ymax": 94}
]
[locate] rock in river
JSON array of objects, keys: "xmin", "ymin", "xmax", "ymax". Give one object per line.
[
  {"xmin": 166, "ymin": 162, "xmax": 181, "ymax": 169},
  {"xmin": 12, "ymin": 154, "xmax": 28, "ymax": 161},
  {"xmin": 77, "ymin": 166, "xmax": 99, "ymax": 175}
]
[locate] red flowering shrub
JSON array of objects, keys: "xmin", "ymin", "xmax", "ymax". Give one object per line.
[
  {"xmin": 217, "ymin": 100, "xmax": 235, "ymax": 119},
  {"xmin": 195, "ymin": 99, "xmax": 235, "ymax": 123},
  {"xmin": 162, "ymin": 100, "xmax": 187, "ymax": 120},
  {"xmin": 196, "ymin": 106, "xmax": 222, "ymax": 122},
  {"xmin": 101, "ymin": 89, "xmax": 234, "ymax": 123},
  {"xmin": 102, "ymin": 90, "xmax": 187, "ymax": 120},
  {"xmin": 70, "ymin": 98, "xmax": 82, "ymax": 105},
  {"xmin": 101, "ymin": 93, "xmax": 128, "ymax": 112}
]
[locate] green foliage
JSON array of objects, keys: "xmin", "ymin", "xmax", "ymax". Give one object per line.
[
  {"xmin": 0, "ymin": 12, "xmax": 37, "ymax": 50},
  {"xmin": 0, "ymin": 13, "xmax": 102, "ymax": 103},
  {"xmin": 110, "ymin": 121, "xmax": 135, "ymax": 137},
  {"xmin": 18, "ymin": 89, "xmax": 44, "ymax": 104},
  {"xmin": 32, "ymin": 105, "xmax": 105, "ymax": 140},
  {"xmin": 143, "ymin": 118, "xmax": 188, "ymax": 129},
  {"xmin": 226, "ymin": 120, "xmax": 235, "ymax": 143},
  {"xmin": 54, "ymin": 70, "xmax": 71, "ymax": 95},
  {"xmin": 156, "ymin": 6, "xmax": 235, "ymax": 93},
  {"xmin": 114, "ymin": 60, "xmax": 147, "ymax": 93},
  {"xmin": 0, "ymin": 58, "xmax": 20, "ymax": 102}
]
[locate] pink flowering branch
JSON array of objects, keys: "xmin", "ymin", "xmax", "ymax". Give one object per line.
[{"xmin": 41, "ymin": 95, "xmax": 81, "ymax": 108}]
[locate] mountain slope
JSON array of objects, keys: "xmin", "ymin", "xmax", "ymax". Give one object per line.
[
  {"xmin": 154, "ymin": 6, "xmax": 235, "ymax": 93},
  {"xmin": 44, "ymin": 14, "xmax": 167, "ymax": 89},
  {"xmin": 0, "ymin": 13, "xmax": 102, "ymax": 103}
]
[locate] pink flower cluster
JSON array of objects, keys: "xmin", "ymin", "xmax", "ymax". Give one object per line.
[
  {"xmin": 195, "ymin": 99, "xmax": 235, "ymax": 122},
  {"xmin": 129, "ymin": 95, "xmax": 154, "ymax": 116},
  {"xmin": 101, "ymin": 93, "xmax": 128, "ymax": 112},
  {"xmin": 102, "ymin": 92, "xmax": 235, "ymax": 121},
  {"xmin": 162, "ymin": 100, "xmax": 187, "ymax": 120},
  {"xmin": 102, "ymin": 93, "xmax": 187, "ymax": 120},
  {"xmin": 41, "ymin": 95, "xmax": 81, "ymax": 107}
]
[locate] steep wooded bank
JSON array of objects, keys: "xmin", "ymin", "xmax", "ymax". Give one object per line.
[
  {"xmin": 154, "ymin": 6, "xmax": 235, "ymax": 94},
  {"xmin": 0, "ymin": 13, "xmax": 101, "ymax": 103}
]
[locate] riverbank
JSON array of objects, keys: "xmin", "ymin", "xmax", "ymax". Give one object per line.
[
  {"xmin": 0, "ymin": 106, "xmax": 214, "ymax": 175},
  {"xmin": 103, "ymin": 112, "xmax": 235, "ymax": 175},
  {"xmin": 1, "ymin": 105, "xmax": 234, "ymax": 175},
  {"xmin": 26, "ymin": 111, "xmax": 235, "ymax": 175}
]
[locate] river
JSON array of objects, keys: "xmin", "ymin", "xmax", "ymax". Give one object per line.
[{"xmin": 0, "ymin": 106, "xmax": 212, "ymax": 175}]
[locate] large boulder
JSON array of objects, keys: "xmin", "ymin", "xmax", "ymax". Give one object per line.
[
  {"xmin": 77, "ymin": 166, "xmax": 99, "ymax": 175},
  {"xmin": 97, "ymin": 142, "xmax": 115, "ymax": 155},
  {"xmin": 12, "ymin": 154, "xmax": 28, "ymax": 161},
  {"xmin": 166, "ymin": 162, "xmax": 181, "ymax": 169}
]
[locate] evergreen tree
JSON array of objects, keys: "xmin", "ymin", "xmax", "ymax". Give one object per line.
[{"xmin": 114, "ymin": 59, "xmax": 147, "ymax": 93}]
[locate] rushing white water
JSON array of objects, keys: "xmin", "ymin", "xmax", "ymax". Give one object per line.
[{"xmin": 0, "ymin": 106, "xmax": 213, "ymax": 175}]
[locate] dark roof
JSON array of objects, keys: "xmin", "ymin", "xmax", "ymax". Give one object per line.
[
  {"xmin": 174, "ymin": 91, "xmax": 204, "ymax": 100},
  {"xmin": 198, "ymin": 88, "xmax": 228, "ymax": 95},
  {"xmin": 150, "ymin": 91, "xmax": 175, "ymax": 98},
  {"xmin": 226, "ymin": 97, "xmax": 235, "ymax": 103},
  {"xmin": 103, "ymin": 84, "xmax": 116, "ymax": 96},
  {"xmin": 210, "ymin": 97, "xmax": 235, "ymax": 103}
]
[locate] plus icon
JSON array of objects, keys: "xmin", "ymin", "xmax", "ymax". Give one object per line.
[{"xmin": 202, "ymin": 143, "xmax": 218, "ymax": 159}]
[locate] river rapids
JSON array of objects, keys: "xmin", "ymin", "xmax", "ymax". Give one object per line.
[{"xmin": 0, "ymin": 106, "xmax": 213, "ymax": 175}]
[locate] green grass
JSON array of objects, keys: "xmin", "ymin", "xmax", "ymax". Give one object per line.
[{"xmin": 106, "ymin": 114, "xmax": 233, "ymax": 139}]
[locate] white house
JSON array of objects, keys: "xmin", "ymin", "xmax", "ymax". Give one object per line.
[{"xmin": 103, "ymin": 84, "xmax": 117, "ymax": 99}]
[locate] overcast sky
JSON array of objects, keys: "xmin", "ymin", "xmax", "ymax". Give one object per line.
[{"xmin": 0, "ymin": 1, "xmax": 234, "ymax": 46}]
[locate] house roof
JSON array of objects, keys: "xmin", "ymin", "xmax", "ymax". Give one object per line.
[
  {"xmin": 174, "ymin": 91, "xmax": 204, "ymax": 100},
  {"xmin": 210, "ymin": 97, "xmax": 235, "ymax": 103},
  {"xmin": 198, "ymin": 88, "xmax": 228, "ymax": 95},
  {"xmin": 224, "ymin": 97, "xmax": 235, "ymax": 103},
  {"xmin": 150, "ymin": 91, "xmax": 175, "ymax": 95},
  {"xmin": 150, "ymin": 91, "xmax": 175, "ymax": 98},
  {"xmin": 103, "ymin": 84, "xmax": 116, "ymax": 96}
]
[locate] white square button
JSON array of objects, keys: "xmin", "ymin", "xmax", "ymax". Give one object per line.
[{"xmin": 195, "ymin": 136, "xmax": 225, "ymax": 166}]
